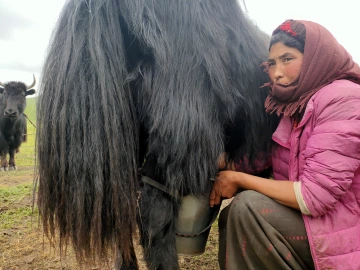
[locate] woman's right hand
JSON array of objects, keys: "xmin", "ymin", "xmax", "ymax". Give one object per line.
[{"xmin": 209, "ymin": 171, "xmax": 242, "ymax": 207}]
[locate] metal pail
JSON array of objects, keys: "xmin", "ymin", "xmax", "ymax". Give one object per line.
[{"xmin": 175, "ymin": 195, "xmax": 220, "ymax": 256}]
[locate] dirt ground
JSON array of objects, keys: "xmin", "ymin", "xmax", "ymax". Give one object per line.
[{"xmin": 0, "ymin": 167, "xmax": 228, "ymax": 270}]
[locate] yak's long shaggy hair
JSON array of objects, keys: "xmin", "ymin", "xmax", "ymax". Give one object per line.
[{"xmin": 37, "ymin": 0, "xmax": 277, "ymax": 268}]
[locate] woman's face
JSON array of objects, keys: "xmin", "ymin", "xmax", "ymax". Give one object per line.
[{"xmin": 268, "ymin": 42, "xmax": 303, "ymax": 85}]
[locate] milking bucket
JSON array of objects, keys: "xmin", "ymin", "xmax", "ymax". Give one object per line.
[{"xmin": 175, "ymin": 195, "xmax": 221, "ymax": 256}]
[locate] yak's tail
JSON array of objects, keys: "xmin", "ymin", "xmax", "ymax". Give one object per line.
[{"xmin": 36, "ymin": 0, "xmax": 139, "ymax": 265}]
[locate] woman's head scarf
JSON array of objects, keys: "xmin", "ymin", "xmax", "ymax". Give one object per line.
[{"xmin": 264, "ymin": 20, "xmax": 360, "ymax": 117}]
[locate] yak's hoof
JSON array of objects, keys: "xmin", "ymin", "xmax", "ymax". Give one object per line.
[
  {"xmin": 1, "ymin": 167, "xmax": 8, "ymax": 171},
  {"xmin": 8, "ymin": 166, "xmax": 17, "ymax": 171}
]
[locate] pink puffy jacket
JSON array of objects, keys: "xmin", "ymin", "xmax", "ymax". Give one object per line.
[{"xmin": 272, "ymin": 80, "xmax": 360, "ymax": 270}]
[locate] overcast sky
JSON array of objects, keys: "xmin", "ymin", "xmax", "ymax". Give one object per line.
[
  {"xmin": 0, "ymin": 0, "xmax": 359, "ymax": 89},
  {"xmin": 0, "ymin": 0, "xmax": 65, "ymax": 88}
]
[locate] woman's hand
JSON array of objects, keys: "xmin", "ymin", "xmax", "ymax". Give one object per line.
[
  {"xmin": 209, "ymin": 171, "xmax": 243, "ymax": 207},
  {"xmin": 210, "ymin": 171, "xmax": 300, "ymax": 210}
]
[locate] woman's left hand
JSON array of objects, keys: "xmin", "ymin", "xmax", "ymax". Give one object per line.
[{"xmin": 209, "ymin": 171, "xmax": 244, "ymax": 207}]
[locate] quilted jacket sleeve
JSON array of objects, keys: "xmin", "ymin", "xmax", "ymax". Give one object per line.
[{"xmin": 300, "ymin": 84, "xmax": 360, "ymax": 217}]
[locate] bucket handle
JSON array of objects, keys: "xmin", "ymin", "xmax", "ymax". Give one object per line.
[{"xmin": 141, "ymin": 174, "xmax": 222, "ymax": 238}]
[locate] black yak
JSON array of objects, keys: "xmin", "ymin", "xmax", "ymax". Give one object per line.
[
  {"xmin": 0, "ymin": 75, "xmax": 36, "ymax": 171},
  {"xmin": 36, "ymin": 0, "xmax": 278, "ymax": 269}
]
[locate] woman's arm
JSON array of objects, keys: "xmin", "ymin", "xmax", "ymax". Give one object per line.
[{"xmin": 209, "ymin": 171, "xmax": 299, "ymax": 210}]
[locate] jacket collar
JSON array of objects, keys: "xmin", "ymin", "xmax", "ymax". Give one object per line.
[{"xmin": 272, "ymin": 93, "xmax": 316, "ymax": 146}]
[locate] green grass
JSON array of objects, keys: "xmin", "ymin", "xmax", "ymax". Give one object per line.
[
  {"xmin": 13, "ymin": 97, "xmax": 37, "ymax": 168},
  {"xmin": 25, "ymin": 96, "xmax": 37, "ymax": 123},
  {"xmin": 0, "ymin": 206, "xmax": 37, "ymax": 230},
  {"xmin": 0, "ymin": 169, "xmax": 35, "ymax": 177},
  {"xmin": 0, "ymin": 182, "xmax": 36, "ymax": 230},
  {"xmin": 0, "ymin": 182, "xmax": 33, "ymax": 205},
  {"xmin": 24, "ymin": 96, "xmax": 37, "ymax": 135}
]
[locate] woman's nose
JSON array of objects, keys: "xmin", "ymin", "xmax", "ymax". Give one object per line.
[{"xmin": 273, "ymin": 67, "xmax": 284, "ymax": 82}]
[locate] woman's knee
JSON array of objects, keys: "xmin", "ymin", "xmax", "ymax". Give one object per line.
[
  {"xmin": 230, "ymin": 190, "xmax": 263, "ymax": 214},
  {"xmin": 219, "ymin": 191, "xmax": 269, "ymax": 228}
]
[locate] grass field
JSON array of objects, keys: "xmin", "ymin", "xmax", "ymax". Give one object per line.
[{"xmin": 0, "ymin": 97, "xmax": 222, "ymax": 269}]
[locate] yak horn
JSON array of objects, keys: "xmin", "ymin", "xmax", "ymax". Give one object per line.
[
  {"xmin": 26, "ymin": 74, "xmax": 36, "ymax": 90},
  {"xmin": 0, "ymin": 81, "xmax": 4, "ymax": 87}
]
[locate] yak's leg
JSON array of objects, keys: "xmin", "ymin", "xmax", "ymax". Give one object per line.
[
  {"xmin": 8, "ymin": 148, "xmax": 17, "ymax": 171},
  {"xmin": 9, "ymin": 131, "xmax": 23, "ymax": 170},
  {"xmin": 0, "ymin": 135, "xmax": 8, "ymax": 171},
  {"xmin": 115, "ymin": 240, "xmax": 138, "ymax": 270},
  {"xmin": 1, "ymin": 153, "xmax": 7, "ymax": 171},
  {"xmin": 138, "ymin": 184, "xmax": 180, "ymax": 270}
]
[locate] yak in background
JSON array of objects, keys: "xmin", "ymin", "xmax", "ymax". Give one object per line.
[
  {"xmin": 36, "ymin": 0, "xmax": 278, "ymax": 269},
  {"xmin": 0, "ymin": 76, "xmax": 36, "ymax": 171}
]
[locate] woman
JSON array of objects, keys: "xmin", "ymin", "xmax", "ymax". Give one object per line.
[{"xmin": 210, "ymin": 19, "xmax": 360, "ymax": 270}]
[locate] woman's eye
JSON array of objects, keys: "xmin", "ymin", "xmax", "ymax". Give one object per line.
[
  {"xmin": 268, "ymin": 62, "xmax": 275, "ymax": 67},
  {"xmin": 284, "ymin": 58, "xmax": 292, "ymax": 62}
]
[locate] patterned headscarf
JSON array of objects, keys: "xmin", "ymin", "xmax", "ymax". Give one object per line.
[{"xmin": 264, "ymin": 20, "xmax": 360, "ymax": 117}]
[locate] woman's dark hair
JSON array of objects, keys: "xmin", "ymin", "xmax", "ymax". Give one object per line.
[{"xmin": 269, "ymin": 31, "xmax": 305, "ymax": 53}]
